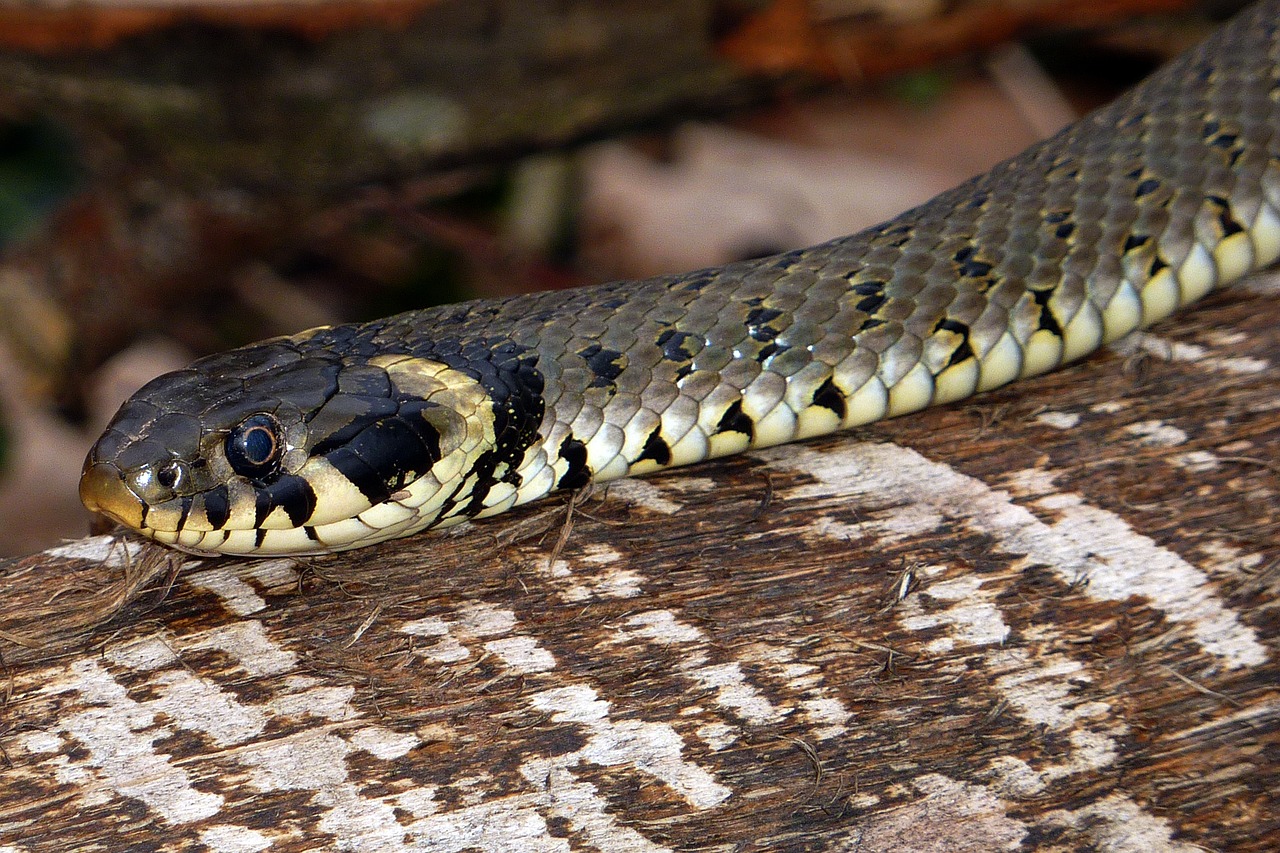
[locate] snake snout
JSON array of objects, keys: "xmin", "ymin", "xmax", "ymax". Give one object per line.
[{"xmin": 79, "ymin": 460, "xmax": 146, "ymax": 531}]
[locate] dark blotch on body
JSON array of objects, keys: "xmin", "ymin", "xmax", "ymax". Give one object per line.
[
  {"xmin": 810, "ymin": 378, "xmax": 846, "ymax": 420},
  {"xmin": 636, "ymin": 429, "xmax": 672, "ymax": 466},
  {"xmin": 716, "ymin": 400, "xmax": 755, "ymax": 439},
  {"xmin": 577, "ymin": 344, "xmax": 626, "ymax": 388},
  {"xmin": 934, "ymin": 318, "xmax": 975, "ymax": 366},
  {"xmin": 656, "ymin": 329, "xmax": 697, "ymax": 362},
  {"xmin": 557, "ymin": 436, "xmax": 591, "ymax": 490}
]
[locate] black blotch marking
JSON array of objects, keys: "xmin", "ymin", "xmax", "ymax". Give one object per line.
[
  {"xmin": 746, "ymin": 307, "xmax": 783, "ymax": 343},
  {"xmin": 304, "ymin": 526, "xmax": 318, "ymax": 542},
  {"xmin": 204, "ymin": 485, "xmax": 230, "ymax": 530},
  {"xmin": 934, "ymin": 318, "xmax": 974, "ymax": 366},
  {"xmin": 1119, "ymin": 110, "xmax": 1146, "ymax": 129},
  {"xmin": 1044, "ymin": 210, "xmax": 1070, "ymax": 223},
  {"xmin": 176, "ymin": 495, "xmax": 193, "ymax": 532},
  {"xmin": 254, "ymin": 475, "xmax": 317, "ymax": 528},
  {"xmin": 1028, "ymin": 292, "xmax": 1064, "ymax": 336},
  {"xmin": 746, "ymin": 307, "xmax": 783, "ymax": 326},
  {"xmin": 1123, "ymin": 234, "xmax": 1150, "ymax": 252},
  {"xmin": 852, "ymin": 281, "xmax": 886, "ymax": 296},
  {"xmin": 328, "ymin": 447, "xmax": 392, "ymax": 505},
  {"xmin": 656, "ymin": 329, "xmax": 697, "ymax": 362},
  {"xmin": 716, "ymin": 400, "xmax": 754, "ymax": 439},
  {"xmin": 858, "ymin": 317, "xmax": 886, "ymax": 332},
  {"xmin": 1055, "ymin": 222, "xmax": 1075, "ymax": 240},
  {"xmin": 1134, "ymin": 178, "xmax": 1160, "ymax": 198},
  {"xmin": 675, "ymin": 364, "xmax": 694, "ymax": 380},
  {"xmin": 811, "ymin": 378, "xmax": 846, "ymax": 420},
  {"xmin": 557, "ymin": 436, "xmax": 591, "ymax": 490},
  {"xmin": 856, "ymin": 294, "xmax": 886, "ymax": 313},
  {"xmin": 459, "ymin": 449, "xmax": 504, "ymax": 517},
  {"xmin": 1150, "ymin": 256, "xmax": 1169, "ymax": 276},
  {"xmin": 255, "ymin": 529, "xmax": 267, "ymax": 548},
  {"xmin": 878, "ymin": 222, "xmax": 912, "ymax": 247},
  {"xmin": 327, "ymin": 405, "xmax": 444, "ymax": 505},
  {"xmin": 577, "ymin": 343, "xmax": 625, "ymax": 388},
  {"xmin": 319, "ymin": 331, "xmax": 542, "ymax": 527},
  {"xmin": 635, "ymin": 428, "xmax": 672, "ymax": 466},
  {"xmin": 755, "ymin": 342, "xmax": 780, "ymax": 363},
  {"xmin": 308, "ymin": 395, "xmax": 399, "ymax": 456},
  {"xmin": 1039, "ymin": 309, "xmax": 1063, "ymax": 336},
  {"xmin": 1208, "ymin": 122, "xmax": 1239, "ymax": 149},
  {"xmin": 1208, "ymin": 195, "xmax": 1244, "ymax": 236},
  {"xmin": 953, "ymin": 246, "xmax": 992, "ymax": 278}
]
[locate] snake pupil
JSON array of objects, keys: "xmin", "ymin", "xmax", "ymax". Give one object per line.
[{"xmin": 226, "ymin": 414, "xmax": 282, "ymax": 479}]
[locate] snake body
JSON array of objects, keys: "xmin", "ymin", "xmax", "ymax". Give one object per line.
[{"xmin": 82, "ymin": 2, "xmax": 1280, "ymax": 556}]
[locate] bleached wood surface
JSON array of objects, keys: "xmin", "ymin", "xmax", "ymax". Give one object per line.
[{"xmin": 0, "ymin": 271, "xmax": 1277, "ymax": 851}]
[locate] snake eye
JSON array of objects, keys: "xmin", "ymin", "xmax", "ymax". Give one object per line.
[{"xmin": 226, "ymin": 413, "xmax": 283, "ymax": 480}]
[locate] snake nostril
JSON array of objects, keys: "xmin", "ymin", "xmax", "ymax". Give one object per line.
[{"xmin": 156, "ymin": 460, "xmax": 186, "ymax": 492}]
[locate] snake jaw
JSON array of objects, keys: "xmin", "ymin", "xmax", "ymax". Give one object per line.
[{"xmin": 79, "ymin": 459, "xmax": 147, "ymax": 532}]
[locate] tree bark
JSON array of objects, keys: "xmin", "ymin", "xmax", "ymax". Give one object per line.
[{"xmin": 1, "ymin": 269, "xmax": 1276, "ymax": 851}]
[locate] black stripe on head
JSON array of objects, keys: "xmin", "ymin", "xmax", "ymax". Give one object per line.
[
  {"xmin": 349, "ymin": 413, "xmax": 441, "ymax": 489},
  {"xmin": 254, "ymin": 474, "xmax": 317, "ymax": 528},
  {"xmin": 203, "ymin": 485, "xmax": 231, "ymax": 530},
  {"xmin": 176, "ymin": 495, "xmax": 193, "ymax": 532},
  {"xmin": 327, "ymin": 447, "xmax": 393, "ymax": 505},
  {"xmin": 308, "ymin": 394, "xmax": 400, "ymax": 456},
  {"xmin": 321, "ymin": 401, "xmax": 445, "ymax": 505}
]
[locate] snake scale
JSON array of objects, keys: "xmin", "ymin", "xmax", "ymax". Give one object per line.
[{"xmin": 81, "ymin": 1, "xmax": 1280, "ymax": 556}]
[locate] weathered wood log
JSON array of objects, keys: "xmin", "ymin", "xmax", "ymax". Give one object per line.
[{"xmin": 1, "ymin": 269, "xmax": 1276, "ymax": 850}]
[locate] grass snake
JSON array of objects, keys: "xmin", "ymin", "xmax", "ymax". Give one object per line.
[{"xmin": 81, "ymin": 1, "xmax": 1280, "ymax": 556}]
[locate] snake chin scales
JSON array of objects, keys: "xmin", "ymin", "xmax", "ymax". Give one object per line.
[{"xmin": 83, "ymin": 1, "xmax": 1280, "ymax": 556}]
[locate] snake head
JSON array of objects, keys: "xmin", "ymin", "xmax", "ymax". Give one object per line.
[{"xmin": 79, "ymin": 333, "xmax": 509, "ymax": 556}]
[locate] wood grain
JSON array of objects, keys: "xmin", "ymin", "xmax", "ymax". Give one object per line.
[{"xmin": 0, "ymin": 270, "xmax": 1277, "ymax": 850}]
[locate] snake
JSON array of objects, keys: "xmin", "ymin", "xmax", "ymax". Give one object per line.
[{"xmin": 80, "ymin": 1, "xmax": 1280, "ymax": 557}]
